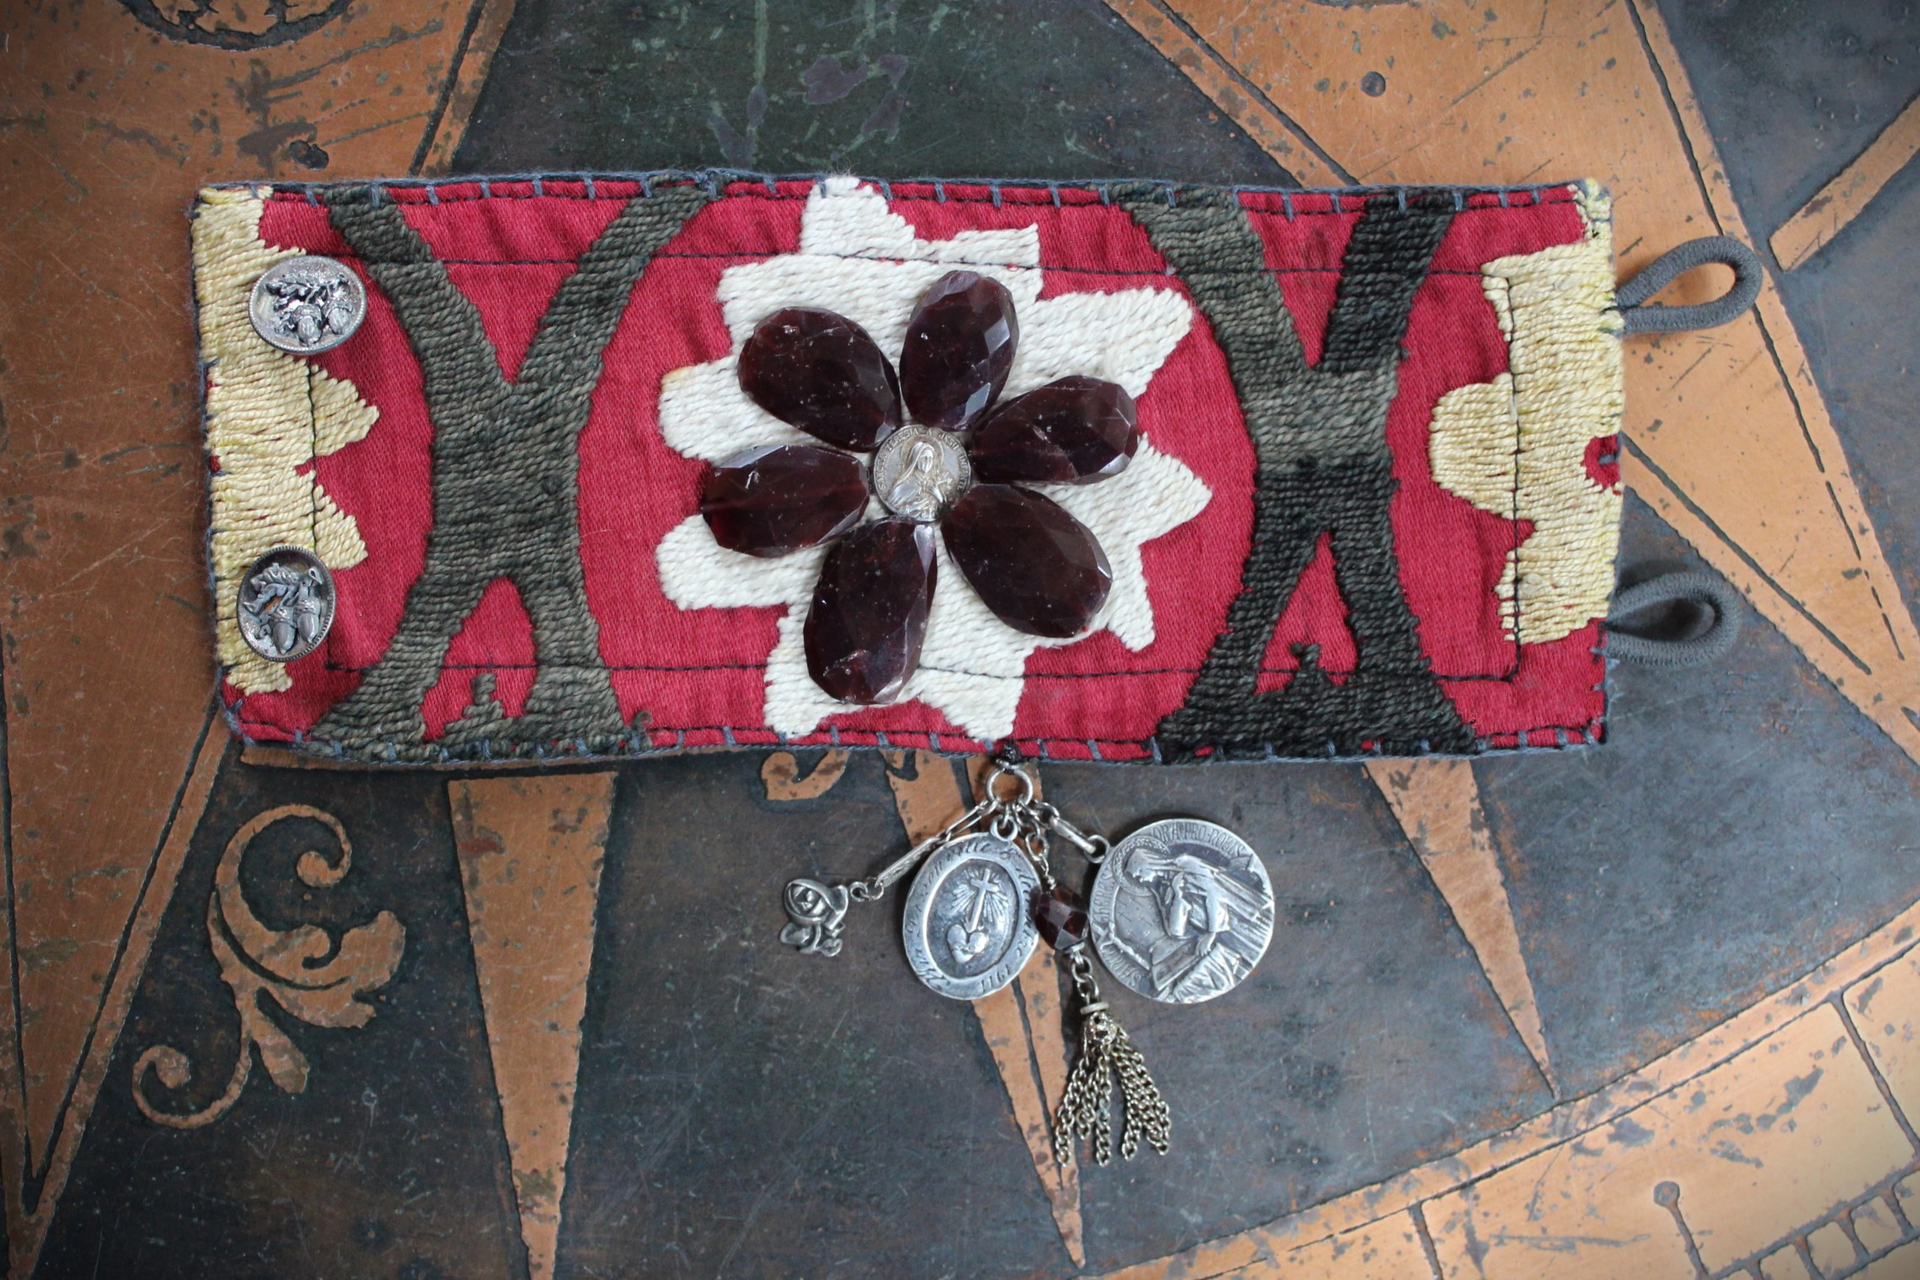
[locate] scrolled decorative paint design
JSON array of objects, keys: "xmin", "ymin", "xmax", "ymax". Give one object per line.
[
  {"xmin": 133, "ymin": 805, "xmax": 404, "ymax": 1130},
  {"xmin": 117, "ymin": 0, "xmax": 355, "ymax": 51}
]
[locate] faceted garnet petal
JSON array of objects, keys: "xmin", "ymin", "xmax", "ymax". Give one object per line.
[
  {"xmin": 805, "ymin": 518, "xmax": 939, "ymax": 704},
  {"xmin": 942, "ymin": 485, "xmax": 1111, "ymax": 638},
  {"xmin": 738, "ymin": 308, "xmax": 903, "ymax": 450},
  {"xmin": 898, "ymin": 270, "xmax": 1019, "ymax": 431},
  {"xmin": 700, "ymin": 445, "xmax": 869, "ymax": 557},
  {"xmin": 969, "ymin": 376, "xmax": 1139, "ymax": 484}
]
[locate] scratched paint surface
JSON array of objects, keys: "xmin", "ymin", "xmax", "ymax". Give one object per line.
[
  {"xmin": 1653, "ymin": 2, "xmax": 1920, "ymax": 635},
  {"xmin": 34, "ymin": 753, "xmax": 523, "ymax": 1280},
  {"xmin": 0, "ymin": 2, "xmax": 500, "ymax": 1270},
  {"xmin": 1482, "ymin": 502, "xmax": 1920, "ymax": 1098},
  {"xmin": 456, "ymin": 0, "xmax": 1294, "ymax": 181},
  {"xmin": 13, "ymin": 0, "xmax": 1920, "ymax": 1276}
]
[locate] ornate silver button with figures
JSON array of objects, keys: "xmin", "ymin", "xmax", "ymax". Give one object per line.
[
  {"xmin": 1088, "ymin": 819, "xmax": 1274, "ymax": 1004},
  {"xmin": 236, "ymin": 546, "xmax": 336, "ymax": 663},
  {"xmin": 871, "ymin": 425, "xmax": 972, "ymax": 523},
  {"xmin": 249, "ymin": 255, "xmax": 367, "ymax": 354},
  {"xmin": 901, "ymin": 832, "xmax": 1039, "ymax": 1000}
]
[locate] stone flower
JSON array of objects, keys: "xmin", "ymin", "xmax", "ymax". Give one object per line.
[{"xmin": 657, "ymin": 178, "xmax": 1209, "ymax": 741}]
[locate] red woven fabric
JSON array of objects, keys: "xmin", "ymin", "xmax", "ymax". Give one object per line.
[{"xmin": 218, "ymin": 179, "xmax": 1610, "ymax": 760}]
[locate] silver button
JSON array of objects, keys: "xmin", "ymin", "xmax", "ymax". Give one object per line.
[
  {"xmin": 236, "ymin": 547, "xmax": 336, "ymax": 663},
  {"xmin": 248, "ymin": 255, "xmax": 367, "ymax": 354}
]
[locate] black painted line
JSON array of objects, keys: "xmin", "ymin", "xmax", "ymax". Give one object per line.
[
  {"xmin": 1132, "ymin": 0, "xmax": 1357, "ymax": 186},
  {"xmin": 1624, "ymin": 0, "xmax": 1727, "ymax": 241},
  {"xmin": 1622, "ymin": 436, "xmax": 1874, "ymax": 677},
  {"xmin": 409, "ymin": 0, "xmax": 493, "ymax": 177},
  {"xmin": 0, "ymin": 596, "xmax": 26, "ymax": 1204},
  {"xmin": 1651, "ymin": 1180, "xmax": 1711, "ymax": 1278},
  {"xmin": 1832, "ymin": 991, "xmax": 1920, "ymax": 1154},
  {"xmin": 1408, "ymin": 1201, "xmax": 1445, "ymax": 1280},
  {"xmin": 24, "ymin": 699, "xmax": 219, "ymax": 1204}
]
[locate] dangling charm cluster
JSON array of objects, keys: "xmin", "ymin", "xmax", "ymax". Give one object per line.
[{"xmin": 777, "ymin": 760, "xmax": 1275, "ymax": 1169}]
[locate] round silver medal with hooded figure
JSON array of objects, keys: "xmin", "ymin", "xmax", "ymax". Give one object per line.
[
  {"xmin": 871, "ymin": 425, "xmax": 972, "ymax": 523},
  {"xmin": 1089, "ymin": 819, "xmax": 1274, "ymax": 1004},
  {"xmin": 902, "ymin": 832, "xmax": 1040, "ymax": 1000}
]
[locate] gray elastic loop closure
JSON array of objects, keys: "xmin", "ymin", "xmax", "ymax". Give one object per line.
[
  {"xmin": 1605, "ymin": 571, "xmax": 1742, "ymax": 666},
  {"xmin": 1615, "ymin": 236, "xmax": 1764, "ymax": 334}
]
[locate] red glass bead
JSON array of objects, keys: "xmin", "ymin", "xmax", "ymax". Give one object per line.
[
  {"xmin": 898, "ymin": 271, "xmax": 1018, "ymax": 432},
  {"xmin": 941, "ymin": 485, "xmax": 1111, "ymax": 638},
  {"xmin": 738, "ymin": 308, "xmax": 902, "ymax": 450},
  {"xmin": 804, "ymin": 519, "xmax": 939, "ymax": 704},
  {"xmin": 700, "ymin": 445, "xmax": 868, "ymax": 557},
  {"xmin": 969, "ymin": 376, "xmax": 1139, "ymax": 485},
  {"xmin": 1034, "ymin": 885, "xmax": 1089, "ymax": 950}
]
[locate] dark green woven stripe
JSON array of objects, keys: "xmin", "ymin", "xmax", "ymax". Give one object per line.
[
  {"xmin": 1116, "ymin": 185, "xmax": 1476, "ymax": 758},
  {"xmin": 312, "ymin": 186, "xmax": 710, "ymax": 758}
]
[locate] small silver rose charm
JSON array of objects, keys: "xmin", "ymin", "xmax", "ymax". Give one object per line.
[
  {"xmin": 249, "ymin": 255, "xmax": 367, "ymax": 354},
  {"xmin": 236, "ymin": 547, "xmax": 335, "ymax": 663},
  {"xmin": 781, "ymin": 879, "xmax": 851, "ymax": 957},
  {"xmin": 1088, "ymin": 819, "xmax": 1275, "ymax": 1004}
]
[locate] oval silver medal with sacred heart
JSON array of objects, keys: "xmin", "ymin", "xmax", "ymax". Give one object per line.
[
  {"xmin": 902, "ymin": 833, "xmax": 1040, "ymax": 1000},
  {"xmin": 1089, "ymin": 819, "xmax": 1275, "ymax": 1005}
]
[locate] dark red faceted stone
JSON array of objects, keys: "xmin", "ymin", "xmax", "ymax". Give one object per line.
[
  {"xmin": 805, "ymin": 518, "xmax": 939, "ymax": 704},
  {"xmin": 1033, "ymin": 886, "xmax": 1089, "ymax": 950},
  {"xmin": 969, "ymin": 376, "xmax": 1139, "ymax": 485},
  {"xmin": 738, "ymin": 308, "xmax": 903, "ymax": 450},
  {"xmin": 898, "ymin": 271, "xmax": 1019, "ymax": 431},
  {"xmin": 942, "ymin": 485, "xmax": 1111, "ymax": 638},
  {"xmin": 700, "ymin": 445, "xmax": 868, "ymax": 557}
]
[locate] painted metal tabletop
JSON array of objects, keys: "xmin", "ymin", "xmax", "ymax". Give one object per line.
[{"xmin": 2, "ymin": 1, "xmax": 1919, "ymax": 1277}]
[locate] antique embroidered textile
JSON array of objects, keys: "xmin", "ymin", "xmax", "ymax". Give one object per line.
[{"xmin": 195, "ymin": 173, "xmax": 1625, "ymax": 763}]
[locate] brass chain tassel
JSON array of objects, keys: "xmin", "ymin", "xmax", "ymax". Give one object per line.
[{"xmin": 1053, "ymin": 944, "xmax": 1171, "ymax": 1167}]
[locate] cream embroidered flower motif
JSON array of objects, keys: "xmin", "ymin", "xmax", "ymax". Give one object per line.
[{"xmin": 656, "ymin": 177, "xmax": 1209, "ymax": 741}]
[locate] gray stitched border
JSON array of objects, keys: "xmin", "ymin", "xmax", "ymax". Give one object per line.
[{"xmin": 203, "ymin": 167, "xmax": 1593, "ymax": 208}]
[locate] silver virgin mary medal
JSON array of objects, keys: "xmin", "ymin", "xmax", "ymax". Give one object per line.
[
  {"xmin": 1088, "ymin": 819, "xmax": 1275, "ymax": 1004},
  {"xmin": 901, "ymin": 832, "xmax": 1039, "ymax": 1000}
]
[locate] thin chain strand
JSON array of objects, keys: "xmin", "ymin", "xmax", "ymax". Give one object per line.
[{"xmin": 1052, "ymin": 947, "xmax": 1171, "ymax": 1167}]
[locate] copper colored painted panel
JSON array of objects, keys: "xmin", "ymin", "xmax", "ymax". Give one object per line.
[
  {"xmin": 449, "ymin": 773, "xmax": 615, "ymax": 1280},
  {"xmin": 0, "ymin": 0, "xmax": 506, "ymax": 1262}
]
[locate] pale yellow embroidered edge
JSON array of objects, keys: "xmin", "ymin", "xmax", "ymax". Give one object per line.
[
  {"xmin": 195, "ymin": 185, "xmax": 375, "ymax": 694},
  {"xmin": 1429, "ymin": 181, "xmax": 1625, "ymax": 646}
]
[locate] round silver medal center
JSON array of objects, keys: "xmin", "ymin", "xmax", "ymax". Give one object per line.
[
  {"xmin": 1088, "ymin": 819, "xmax": 1276, "ymax": 1005},
  {"xmin": 901, "ymin": 833, "xmax": 1039, "ymax": 1000},
  {"xmin": 249, "ymin": 255, "xmax": 368, "ymax": 355},
  {"xmin": 871, "ymin": 426, "xmax": 973, "ymax": 523},
  {"xmin": 236, "ymin": 546, "xmax": 337, "ymax": 664}
]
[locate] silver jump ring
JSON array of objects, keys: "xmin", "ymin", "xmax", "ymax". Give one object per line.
[{"xmin": 984, "ymin": 763, "xmax": 1036, "ymax": 810}]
